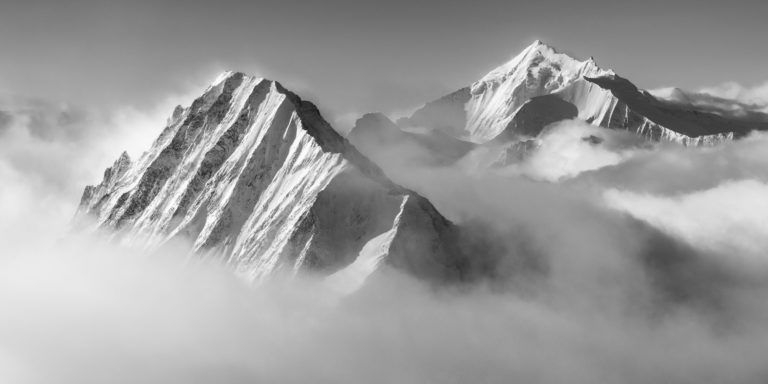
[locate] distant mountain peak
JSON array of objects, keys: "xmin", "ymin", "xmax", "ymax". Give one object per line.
[
  {"xmin": 479, "ymin": 40, "xmax": 613, "ymax": 86},
  {"xmin": 391, "ymin": 41, "xmax": 750, "ymax": 147}
]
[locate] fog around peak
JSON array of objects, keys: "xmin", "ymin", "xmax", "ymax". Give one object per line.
[
  {"xmin": 2, "ymin": 0, "xmax": 768, "ymax": 374},
  {"xmin": 3, "ymin": 89, "xmax": 768, "ymax": 382}
]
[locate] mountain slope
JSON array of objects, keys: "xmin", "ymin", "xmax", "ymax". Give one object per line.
[
  {"xmin": 399, "ymin": 40, "xmax": 766, "ymax": 145},
  {"xmin": 77, "ymin": 72, "xmax": 468, "ymax": 284},
  {"xmin": 348, "ymin": 113, "xmax": 476, "ymax": 166}
]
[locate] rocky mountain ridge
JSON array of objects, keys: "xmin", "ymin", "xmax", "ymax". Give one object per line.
[
  {"xmin": 77, "ymin": 72, "xmax": 473, "ymax": 287},
  {"xmin": 394, "ymin": 40, "xmax": 764, "ymax": 146}
]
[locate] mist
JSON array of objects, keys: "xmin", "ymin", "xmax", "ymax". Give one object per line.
[
  {"xmin": 3, "ymin": 100, "xmax": 768, "ymax": 384},
  {"xmin": 4, "ymin": 232, "xmax": 768, "ymax": 384},
  {"xmin": 699, "ymin": 81, "xmax": 768, "ymax": 112}
]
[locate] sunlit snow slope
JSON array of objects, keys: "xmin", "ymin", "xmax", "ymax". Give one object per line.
[
  {"xmin": 400, "ymin": 40, "xmax": 765, "ymax": 145},
  {"xmin": 77, "ymin": 72, "xmax": 466, "ymax": 283}
]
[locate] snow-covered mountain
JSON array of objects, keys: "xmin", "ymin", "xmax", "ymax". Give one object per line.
[
  {"xmin": 77, "ymin": 72, "xmax": 471, "ymax": 287},
  {"xmin": 77, "ymin": 42, "xmax": 768, "ymax": 286},
  {"xmin": 396, "ymin": 40, "xmax": 767, "ymax": 146}
]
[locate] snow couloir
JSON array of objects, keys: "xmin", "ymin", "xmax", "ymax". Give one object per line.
[{"xmin": 77, "ymin": 72, "xmax": 470, "ymax": 288}]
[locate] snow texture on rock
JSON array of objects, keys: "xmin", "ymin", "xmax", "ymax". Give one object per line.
[
  {"xmin": 402, "ymin": 40, "xmax": 759, "ymax": 146},
  {"xmin": 78, "ymin": 72, "xmax": 468, "ymax": 285}
]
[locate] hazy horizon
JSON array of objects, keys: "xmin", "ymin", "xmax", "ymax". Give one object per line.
[{"xmin": 1, "ymin": 0, "xmax": 768, "ymax": 129}]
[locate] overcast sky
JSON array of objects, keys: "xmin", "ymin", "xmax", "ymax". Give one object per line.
[{"xmin": 1, "ymin": 0, "xmax": 767, "ymax": 126}]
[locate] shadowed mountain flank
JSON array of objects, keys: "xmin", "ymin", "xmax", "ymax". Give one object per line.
[
  {"xmin": 392, "ymin": 41, "xmax": 764, "ymax": 146},
  {"xmin": 76, "ymin": 72, "xmax": 492, "ymax": 286}
]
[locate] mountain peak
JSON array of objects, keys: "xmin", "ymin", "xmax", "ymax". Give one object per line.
[
  {"xmin": 478, "ymin": 41, "xmax": 610, "ymax": 86},
  {"xmin": 210, "ymin": 70, "xmax": 240, "ymax": 85},
  {"xmin": 527, "ymin": 39, "xmax": 545, "ymax": 49},
  {"xmin": 76, "ymin": 71, "xmax": 474, "ymax": 285},
  {"xmin": 520, "ymin": 39, "xmax": 557, "ymax": 59},
  {"xmin": 525, "ymin": 39, "xmax": 556, "ymax": 52}
]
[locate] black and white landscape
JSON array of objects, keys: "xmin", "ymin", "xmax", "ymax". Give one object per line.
[{"xmin": 2, "ymin": 1, "xmax": 768, "ymax": 383}]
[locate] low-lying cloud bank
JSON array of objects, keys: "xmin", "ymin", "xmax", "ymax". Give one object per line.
[
  {"xmin": 3, "ymin": 232, "xmax": 768, "ymax": 384},
  {"xmin": 348, "ymin": 120, "xmax": 768, "ymax": 381},
  {"xmin": 2, "ymin": 106, "xmax": 768, "ymax": 383},
  {"xmin": 651, "ymin": 82, "xmax": 768, "ymax": 119},
  {"xmin": 699, "ymin": 81, "xmax": 768, "ymax": 110},
  {"xmin": 606, "ymin": 179, "xmax": 768, "ymax": 270}
]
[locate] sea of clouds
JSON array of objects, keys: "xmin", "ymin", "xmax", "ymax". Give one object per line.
[{"xmin": 2, "ymin": 92, "xmax": 768, "ymax": 384}]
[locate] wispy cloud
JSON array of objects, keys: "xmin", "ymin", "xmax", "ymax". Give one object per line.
[
  {"xmin": 3, "ymin": 99, "xmax": 768, "ymax": 383},
  {"xmin": 699, "ymin": 81, "xmax": 768, "ymax": 108}
]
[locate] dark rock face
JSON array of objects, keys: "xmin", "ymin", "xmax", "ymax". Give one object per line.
[
  {"xmin": 392, "ymin": 42, "xmax": 763, "ymax": 146},
  {"xmin": 281, "ymin": 168, "xmax": 403, "ymax": 273},
  {"xmin": 400, "ymin": 87, "xmax": 472, "ymax": 138},
  {"xmin": 582, "ymin": 135, "xmax": 604, "ymax": 145},
  {"xmin": 76, "ymin": 72, "xmax": 492, "ymax": 287},
  {"xmin": 489, "ymin": 95, "xmax": 578, "ymax": 143},
  {"xmin": 77, "ymin": 151, "xmax": 132, "ymax": 217},
  {"xmin": 585, "ymin": 75, "xmax": 768, "ymax": 139},
  {"xmin": 349, "ymin": 113, "xmax": 476, "ymax": 166},
  {"xmin": 113, "ymin": 74, "xmax": 246, "ymax": 228}
]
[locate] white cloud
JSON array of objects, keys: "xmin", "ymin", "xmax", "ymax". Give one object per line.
[
  {"xmin": 3, "ymin": 87, "xmax": 768, "ymax": 383},
  {"xmin": 699, "ymin": 81, "xmax": 768, "ymax": 107},
  {"xmin": 605, "ymin": 180, "xmax": 768, "ymax": 271},
  {"xmin": 517, "ymin": 120, "xmax": 644, "ymax": 181},
  {"xmin": 2, "ymin": 234, "xmax": 768, "ymax": 384}
]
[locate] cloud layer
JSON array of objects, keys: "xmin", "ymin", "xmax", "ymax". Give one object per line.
[
  {"xmin": 651, "ymin": 82, "xmax": 768, "ymax": 120},
  {"xmin": 699, "ymin": 81, "xmax": 768, "ymax": 108},
  {"xmin": 2, "ymin": 97, "xmax": 768, "ymax": 384}
]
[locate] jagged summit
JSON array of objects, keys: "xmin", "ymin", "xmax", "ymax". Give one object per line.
[
  {"xmin": 209, "ymin": 70, "xmax": 243, "ymax": 87},
  {"xmin": 77, "ymin": 71, "xmax": 471, "ymax": 287},
  {"xmin": 395, "ymin": 40, "xmax": 751, "ymax": 146},
  {"xmin": 76, "ymin": 49, "xmax": 768, "ymax": 289},
  {"xmin": 479, "ymin": 40, "xmax": 613, "ymax": 85},
  {"xmin": 117, "ymin": 150, "xmax": 131, "ymax": 163},
  {"xmin": 459, "ymin": 41, "xmax": 616, "ymax": 142}
]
